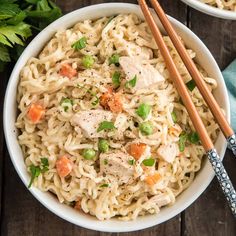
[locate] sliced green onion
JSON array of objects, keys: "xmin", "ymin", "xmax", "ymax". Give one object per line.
[
  {"xmin": 136, "ymin": 103, "xmax": 151, "ymax": 120},
  {"xmin": 71, "ymin": 37, "xmax": 87, "ymax": 50},
  {"xmin": 60, "ymin": 98, "xmax": 73, "ymax": 112}
]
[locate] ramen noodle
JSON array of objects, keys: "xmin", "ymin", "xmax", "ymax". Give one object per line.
[
  {"xmin": 201, "ymin": 0, "xmax": 236, "ymax": 11},
  {"xmin": 16, "ymin": 14, "xmax": 219, "ymax": 220}
]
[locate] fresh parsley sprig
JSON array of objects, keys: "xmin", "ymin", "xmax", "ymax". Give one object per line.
[{"xmin": 0, "ymin": 0, "xmax": 62, "ymax": 71}]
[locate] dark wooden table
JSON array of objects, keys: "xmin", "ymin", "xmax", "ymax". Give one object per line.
[{"xmin": 0, "ymin": 1, "xmax": 236, "ymax": 235}]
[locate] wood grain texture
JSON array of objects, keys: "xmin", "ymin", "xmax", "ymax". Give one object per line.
[
  {"xmin": 183, "ymin": 7, "xmax": 236, "ymax": 236},
  {"xmin": 187, "ymin": 8, "xmax": 236, "ymax": 69},
  {"xmin": 0, "ymin": 0, "xmax": 235, "ymax": 236}
]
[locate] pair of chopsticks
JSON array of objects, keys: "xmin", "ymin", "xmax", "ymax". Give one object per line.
[{"xmin": 138, "ymin": 0, "xmax": 236, "ymax": 217}]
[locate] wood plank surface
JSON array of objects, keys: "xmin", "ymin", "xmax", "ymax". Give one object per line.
[
  {"xmin": 183, "ymin": 8, "xmax": 236, "ymax": 236},
  {"xmin": 0, "ymin": 1, "xmax": 235, "ymax": 236}
]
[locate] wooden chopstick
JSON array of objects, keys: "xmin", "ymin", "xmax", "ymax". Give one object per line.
[
  {"xmin": 138, "ymin": 0, "xmax": 213, "ymax": 152},
  {"xmin": 138, "ymin": 0, "xmax": 236, "ymax": 218},
  {"xmin": 149, "ymin": 0, "xmax": 234, "ymax": 139}
]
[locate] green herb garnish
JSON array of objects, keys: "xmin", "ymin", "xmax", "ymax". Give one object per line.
[
  {"xmin": 71, "ymin": 37, "xmax": 87, "ymax": 50},
  {"xmin": 71, "ymin": 37, "xmax": 87, "ymax": 51},
  {"xmin": 28, "ymin": 157, "xmax": 49, "ymax": 188},
  {"xmin": 136, "ymin": 103, "xmax": 151, "ymax": 120},
  {"xmin": 179, "ymin": 132, "xmax": 188, "ymax": 152},
  {"xmin": 142, "ymin": 158, "xmax": 155, "ymax": 167},
  {"xmin": 188, "ymin": 132, "xmax": 200, "ymax": 144},
  {"xmin": 100, "ymin": 183, "xmax": 109, "ymax": 188},
  {"xmin": 109, "ymin": 53, "xmax": 120, "ymax": 66},
  {"xmin": 128, "ymin": 159, "xmax": 135, "ymax": 165},
  {"xmin": 186, "ymin": 80, "xmax": 196, "ymax": 91},
  {"xmin": 40, "ymin": 157, "xmax": 49, "ymax": 173},
  {"xmin": 125, "ymin": 75, "xmax": 137, "ymax": 89},
  {"xmin": 112, "ymin": 71, "xmax": 121, "ymax": 88},
  {"xmin": 0, "ymin": 0, "xmax": 62, "ymax": 71},
  {"xmin": 97, "ymin": 121, "xmax": 115, "ymax": 132},
  {"xmin": 171, "ymin": 111, "xmax": 177, "ymax": 123}
]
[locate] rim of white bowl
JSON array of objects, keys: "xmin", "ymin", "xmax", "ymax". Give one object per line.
[
  {"xmin": 181, "ymin": 0, "xmax": 236, "ymax": 20},
  {"xmin": 3, "ymin": 3, "xmax": 230, "ymax": 233}
]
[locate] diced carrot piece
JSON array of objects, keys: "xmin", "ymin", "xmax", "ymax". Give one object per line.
[
  {"xmin": 59, "ymin": 63, "xmax": 77, "ymax": 79},
  {"xmin": 27, "ymin": 103, "xmax": 45, "ymax": 124},
  {"xmin": 129, "ymin": 143, "xmax": 147, "ymax": 160},
  {"xmin": 56, "ymin": 156, "xmax": 73, "ymax": 178},
  {"xmin": 100, "ymin": 88, "xmax": 123, "ymax": 113},
  {"xmin": 74, "ymin": 199, "xmax": 81, "ymax": 211},
  {"xmin": 100, "ymin": 92, "xmax": 112, "ymax": 109},
  {"xmin": 145, "ymin": 173, "xmax": 161, "ymax": 186},
  {"xmin": 108, "ymin": 93, "xmax": 123, "ymax": 113}
]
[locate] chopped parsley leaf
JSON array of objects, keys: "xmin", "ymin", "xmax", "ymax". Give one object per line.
[
  {"xmin": 100, "ymin": 183, "xmax": 109, "ymax": 188},
  {"xmin": 186, "ymin": 80, "xmax": 196, "ymax": 91},
  {"xmin": 125, "ymin": 75, "xmax": 137, "ymax": 89},
  {"xmin": 142, "ymin": 158, "xmax": 155, "ymax": 166},
  {"xmin": 109, "ymin": 54, "xmax": 120, "ymax": 66},
  {"xmin": 128, "ymin": 159, "xmax": 135, "ymax": 165},
  {"xmin": 71, "ymin": 37, "xmax": 87, "ymax": 50},
  {"xmin": 171, "ymin": 111, "xmax": 177, "ymax": 123},
  {"xmin": 28, "ymin": 158, "xmax": 49, "ymax": 188},
  {"xmin": 112, "ymin": 71, "xmax": 121, "ymax": 88},
  {"xmin": 97, "ymin": 121, "xmax": 115, "ymax": 132}
]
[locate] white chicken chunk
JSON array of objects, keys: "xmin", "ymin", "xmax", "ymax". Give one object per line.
[
  {"xmin": 149, "ymin": 193, "xmax": 171, "ymax": 207},
  {"xmin": 72, "ymin": 110, "xmax": 113, "ymax": 138},
  {"xmin": 119, "ymin": 56, "xmax": 164, "ymax": 90},
  {"xmin": 100, "ymin": 151, "xmax": 135, "ymax": 184},
  {"xmin": 113, "ymin": 113, "xmax": 129, "ymax": 140},
  {"xmin": 157, "ymin": 143, "xmax": 178, "ymax": 163}
]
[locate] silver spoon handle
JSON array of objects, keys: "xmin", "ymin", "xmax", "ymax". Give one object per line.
[
  {"xmin": 207, "ymin": 149, "xmax": 236, "ymax": 217},
  {"xmin": 227, "ymin": 134, "xmax": 236, "ymax": 156}
]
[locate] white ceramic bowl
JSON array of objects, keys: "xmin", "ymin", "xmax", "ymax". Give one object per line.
[
  {"xmin": 4, "ymin": 3, "xmax": 230, "ymax": 233},
  {"xmin": 181, "ymin": 0, "xmax": 236, "ymax": 20}
]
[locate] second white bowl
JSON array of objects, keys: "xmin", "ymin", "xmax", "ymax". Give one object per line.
[{"xmin": 181, "ymin": 0, "xmax": 236, "ymax": 20}]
